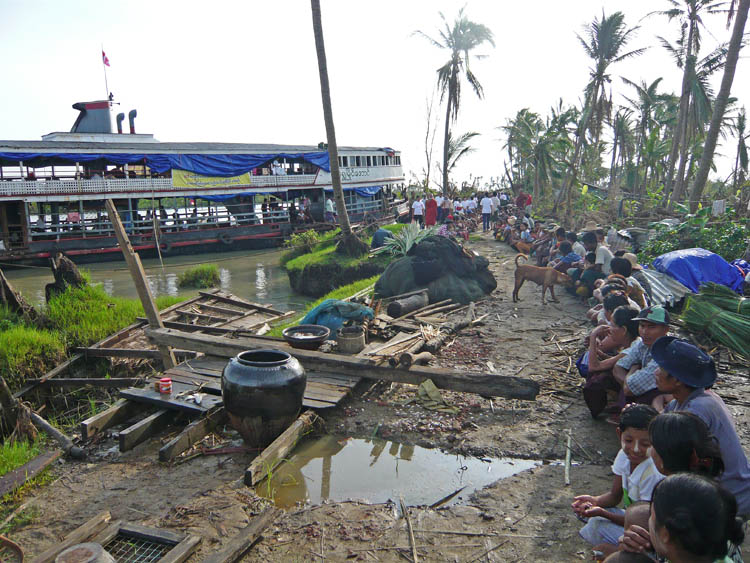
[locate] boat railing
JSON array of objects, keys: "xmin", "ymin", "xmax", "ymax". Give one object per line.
[{"xmin": 0, "ymin": 174, "xmax": 319, "ymax": 197}]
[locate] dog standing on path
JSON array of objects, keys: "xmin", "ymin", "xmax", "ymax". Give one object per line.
[{"xmin": 512, "ymin": 254, "xmax": 572, "ymax": 305}]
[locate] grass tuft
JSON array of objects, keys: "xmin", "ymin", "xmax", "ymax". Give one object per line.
[
  {"xmin": 0, "ymin": 439, "xmax": 42, "ymax": 477},
  {"xmin": 177, "ymin": 264, "xmax": 221, "ymax": 289},
  {"xmin": 0, "ymin": 326, "xmax": 65, "ymax": 389}
]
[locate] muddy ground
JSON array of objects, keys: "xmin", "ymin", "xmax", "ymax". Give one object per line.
[{"xmin": 10, "ymin": 234, "xmax": 750, "ymax": 561}]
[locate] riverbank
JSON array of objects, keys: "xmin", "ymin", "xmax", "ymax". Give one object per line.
[{"xmin": 5, "ymin": 233, "xmax": 750, "ymax": 560}]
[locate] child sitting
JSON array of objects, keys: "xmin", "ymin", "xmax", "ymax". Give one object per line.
[
  {"xmin": 572, "ymin": 404, "xmax": 663, "ymax": 549},
  {"xmin": 573, "ymin": 252, "xmax": 606, "ymax": 298}
]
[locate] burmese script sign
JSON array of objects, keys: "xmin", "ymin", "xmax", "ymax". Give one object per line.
[{"xmin": 172, "ymin": 169, "xmax": 251, "ymax": 189}]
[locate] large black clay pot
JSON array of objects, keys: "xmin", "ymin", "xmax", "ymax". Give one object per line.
[{"xmin": 222, "ymin": 349, "xmax": 306, "ymax": 447}]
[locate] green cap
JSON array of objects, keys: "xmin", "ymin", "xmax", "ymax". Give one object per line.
[{"xmin": 633, "ymin": 306, "xmax": 670, "ymax": 326}]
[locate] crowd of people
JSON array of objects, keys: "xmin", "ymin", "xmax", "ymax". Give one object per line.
[{"xmin": 490, "ymin": 207, "xmax": 749, "ymax": 561}]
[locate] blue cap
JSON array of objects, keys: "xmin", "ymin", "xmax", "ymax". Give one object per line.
[{"xmin": 651, "ymin": 336, "xmax": 716, "ymax": 388}]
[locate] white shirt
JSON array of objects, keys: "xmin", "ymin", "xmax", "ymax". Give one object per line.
[
  {"xmin": 573, "ymin": 241, "xmax": 586, "ymax": 258},
  {"xmin": 491, "ymin": 196, "xmax": 501, "ymax": 209},
  {"xmin": 612, "ymin": 449, "xmax": 664, "ymax": 505},
  {"xmin": 435, "ymin": 196, "xmax": 444, "ymax": 206},
  {"xmin": 480, "ymin": 197, "xmax": 493, "ymax": 214},
  {"xmin": 500, "ymin": 193, "xmax": 508, "ymax": 201},
  {"xmin": 596, "ymin": 244, "xmax": 614, "ymax": 275},
  {"xmin": 412, "ymin": 200, "xmax": 425, "ymax": 215},
  {"xmin": 325, "ymin": 199, "xmax": 335, "ymax": 213},
  {"xmin": 272, "ymin": 164, "xmax": 286, "ymax": 176},
  {"xmin": 454, "ymin": 200, "xmax": 462, "ymax": 210},
  {"xmin": 469, "ymin": 199, "xmax": 478, "ymax": 209}
]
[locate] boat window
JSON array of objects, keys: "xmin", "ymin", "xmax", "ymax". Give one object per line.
[
  {"xmin": 341, "ymin": 156, "xmax": 348, "ymax": 167},
  {"xmin": 366, "ymin": 156, "xmax": 372, "ymax": 167},
  {"xmin": 355, "ymin": 156, "xmax": 361, "ymax": 167},
  {"xmin": 396, "ymin": 156, "xmax": 401, "ymax": 165}
]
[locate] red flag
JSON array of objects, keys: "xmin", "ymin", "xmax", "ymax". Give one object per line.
[{"xmin": 102, "ymin": 50, "xmax": 110, "ymax": 67}]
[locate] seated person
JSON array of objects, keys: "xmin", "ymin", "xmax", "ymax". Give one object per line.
[
  {"xmin": 572, "ymin": 405, "xmax": 662, "ymax": 549},
  {"xmin": 567, "ymin": 230, "xmax": 586, "ymax": 258},
  {"xmin": 572, "ymin": 252, "xmax": 606, "ymax": 298},
  {"xmin": 610, "ymin": 258, "xmax": 647, "ymax": 309},
  {"xmin": 652, "ymin": 336, "xmax": 750, "ymax": 518},
  {"xmin": 510, "ymin": 221, "xmax": 533, "ymax": 254},
  {"xmin": 613, "ymin": 306, "xmax": 671, "ymax": 409},
  {"xmin": 549, "ymin": 241, "xmax": 581, "ymax": 273}
]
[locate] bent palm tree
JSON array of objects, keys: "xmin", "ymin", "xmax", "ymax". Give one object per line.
[
  {"xmin": 689, "ymin": 0, "xmax": 750, "ymax": 211},
  {"xmin": 310, "ymin": 0, "xmax": 366, "ymax": 255},
  {"xmin": 416, "ymin": 8, "xmax": 494, "ymax": 194}
]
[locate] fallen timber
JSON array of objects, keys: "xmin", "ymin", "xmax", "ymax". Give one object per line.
[{"xmin": 145, "ymin": 327, "xmax": 540, "ymax": 400}]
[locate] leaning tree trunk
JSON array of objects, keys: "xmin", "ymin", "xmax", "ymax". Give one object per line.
[
  {"xmin": 689, "ymin": 0, "xmax": 750, "ymax": 212},
  {"xmin": 442, "ymin": 82, "xmax": 454, "ymax": 196},
  {"xmin": 668, "ymin": 110, "xmax": 694, "ymax": 211},
  {"xmin": 311, "ymin": 0, "xmax": 367, "ymax": 256},
  {"xmin": 0, "ymin": 269, "xmax": 41, "ymax": 325}
]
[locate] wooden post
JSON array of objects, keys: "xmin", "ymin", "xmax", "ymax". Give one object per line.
[{"xmin": 105, "ymin": 199, "xmax": 176, "ymax": 369}]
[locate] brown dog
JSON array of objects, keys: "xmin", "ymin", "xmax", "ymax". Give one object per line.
[{"xmin": 512, "ymin": 254, "xmax": 572, "ymax": 304}]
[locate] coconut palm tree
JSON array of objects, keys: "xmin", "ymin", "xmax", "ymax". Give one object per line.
[
  {"xmin": 608, "ymin": 108, "xmax": 635, "ymax": 204},
  {"xmin": 689, "ymin": 0, "xmax": 750, "ymax": 211},
  {"xmin": 730, "ymin": 107, "xmax": 749, "ymax": 190},
  {"xmin": 310, "ymin": 0, "xmax": 366, "ymax": 256},
  {"xmin": 444, "ymin": 131, "xmax": 480, "ymax": 174},
  {"xmin": 622, "ymin": 77, "xmax": 664, "ymax": 195},
  {"xmin": 554, "ymin": 11, "xmax": 644, "ymax": 212},
  {"xmin": 416, "ymin": 8, "xmax": 494, "ymax": 194}
]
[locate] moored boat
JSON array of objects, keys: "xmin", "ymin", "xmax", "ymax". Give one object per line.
[{"xmin": 0, "ymin": 100, "xmax": 407, "ymax": 265}]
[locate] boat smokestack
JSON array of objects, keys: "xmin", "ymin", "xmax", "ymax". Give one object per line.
[
  {"xmin": 128, "ymin": 109, "xmax": 137, "ymax": 134},
  {"xmin": 116, "ymin": 113, "xmax": 125, "ymax": 134}
]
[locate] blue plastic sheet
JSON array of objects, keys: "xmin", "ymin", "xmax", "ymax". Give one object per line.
[
  {"xmin": 0, "ymin": 151, "xmax": 330, "ymax": 175},
  {"xmin": 652, "ymin": 248, "xmax": 745, "ymax": 293},
  {"xmin": 300, "ymin": 299, "xmax": 373, "ymax": 336},
  {"xmin": 324, "ymin": 185, "xmax": 382, "ymax": 197}
]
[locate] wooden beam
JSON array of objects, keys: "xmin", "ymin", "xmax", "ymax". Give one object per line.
[
  {"xmin": 158, "ymin": 407, "xmax": 226, "ymax": 462},
  {"xmin": 201, "ymin": 507, "xmax": 281, "ymax": 563},
  {"xmin": 146, "ymin": 328, "xmax": 540, "ymax": 400},
  {"xmin": 32, "ymin": 511, "xmax": 112, "ymax": 563},
  {"xmin": 245, "ymin": 411, "xmax": 320, "ymax": 486},
  {"xmin": 80, "ymin": 398, "xmax": 147, "ymax": 441},
  {"xmin": 27, "ymin": 377, "xmax": 141, "ymax": 389},
  {"xmin": 74, "ymin": 347, "xmax": 198, "ymax": 360},
  {"xmin": 175, "ymin": 309, "xmax": 229, "ymax": 323},
  {"xmin": 0, "ymin": 450, "xmax": 61, "ymax": 497},
  {"xmin": 119, "ymin": 382, "xmax": 222, "ymax": 414},
  {"xmin": 137, "ymin": 318, "xmax": 236, "ymax": 334},
  {"xmin": 14, "ymin": 353, "xmax": 83, "ymax": 398},
  {"xmin": 194, "ymin": 302, "xmax": 247, "ymax": 316},
  {"xmin": 118, "ymin": 521, "xmax": 185, "ymax": 544},
  {"xmin": 159, "ymin": 535, "xmax": 201, "ymax": 563},
  {"xmin": 119, "ymin": 409, "xmax": 175, "ymax": 452},
  {"xmin": 198, "ymin": 291, "xmax": 285, "ymax": 316},
  {"xmin": 105, "ymin": 199, "xmax": 176, "ymax": 369}
]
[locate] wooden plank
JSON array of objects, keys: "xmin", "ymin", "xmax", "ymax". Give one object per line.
[
  {"xmin": 160, "ymin": 534, "xmax": 201, "ymax": 563},
  {"xmin": 0, "ymin": 450, "xmax": 61, "ymax": 497},
  {"xmin": 106, "ymin": 199, "xmax": 176, "ymax": 369},
  {"xmin": 303, "ymin": 397, "xmax": 338, "ymax": 409},
  {"xmin": 80, "ymin": 398, "xmax": 148, "ymax": 441},
  {"xmin": 307, "ymin": 374, "xmax": 360, "ymax": 388},
  {"xmin": 32, "ymin": 511, "xmax": 112, "ymax": 563},
  {"xmin": 74, "ymin": 347, "xmax": 199, "ymax": 360},
  {"xmin": 147, "ymin": 328, "xmax": 540, "ymax": 400},
  {"xmin": 118, "ymin": 521, "xmax": 184, "ymax": 544},
  {"xmin": 201, "ymin": 507, "xmax": 280, "ymax": 563},
  {"xmin": 245, "ymin": 411, "xmax": 320, "ymax": 486},
  {"xmin": 88, "ymin": 521, "xmax": 123, "ymax": 547},
  {"xmin": 27, "ymin": 377, "xmax": 141, "ymax": 389},
  {"xmin": 196, "ymin": 302, "xmax": 247, "ymax": 316},
  {"xmin": 119, "ymin": 382, "xmax": 222, "ymax": 414},
  {"xmin": 159, "ymin": 407, "xmax": 226, "ymax": 462},
  {"xmin": 199, "ymin": 291, "xmax": 285, "ymax": 316},
  {"xmin": 176, "ymin": 309, "xmax": 230, "ymax": 324},
  {"xmin": 119, "ymin": 409, "xmax": 175, "ymax": 452},
  {"xmin": 138, "ymin": 318, "xmax": 237, "ymax": 334},
  {"xmin": 14, "ymin": 353, "xmax": 84, "ymax": 398}
]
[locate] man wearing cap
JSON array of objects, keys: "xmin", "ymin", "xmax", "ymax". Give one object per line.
[
  {"xmin": 652, "ymin": 336, "xmax": 750, "ymax": 517},
  {"xmin": 612, "ymin": 306, "xmax": 671, "ymax": 406}
]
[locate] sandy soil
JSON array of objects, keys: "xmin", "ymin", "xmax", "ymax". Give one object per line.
[{"xmin": 9, "ymin": 234, "xmax": 750, "ymax": 562}]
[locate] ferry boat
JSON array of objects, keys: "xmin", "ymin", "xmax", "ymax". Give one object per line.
[{"xmin": 0, "ymin": 100, "xmax": 406, "ymax": 265}]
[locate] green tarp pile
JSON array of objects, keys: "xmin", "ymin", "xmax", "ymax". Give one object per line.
[{"xmin": 682, "ymin": 283, "xmax": 750, "ymax": 358}]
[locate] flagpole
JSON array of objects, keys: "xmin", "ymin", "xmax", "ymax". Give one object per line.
[{"xmin": 101, "ymin": 45, "xmax": 110, "ymax": 101}]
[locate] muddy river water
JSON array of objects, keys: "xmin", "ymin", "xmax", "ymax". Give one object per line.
[{"xmin": 3, "ymin": 247, "xmax": 312, "ymax": 311}]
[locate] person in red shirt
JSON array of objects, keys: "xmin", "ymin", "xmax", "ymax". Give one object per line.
[{"xmin": 424, "ymin": 194, "xmax": 438, "ymax": 226}]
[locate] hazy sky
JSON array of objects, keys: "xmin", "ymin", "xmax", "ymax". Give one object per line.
[{"xmin": 1, "ymin": 0, "xmax": 746, "ymax": 187}]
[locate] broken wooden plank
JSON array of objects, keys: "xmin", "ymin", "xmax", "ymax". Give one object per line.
[
  {"xmin": 198, "ymin": 291, "xmax": 284, "ymax": 316},
  {"xmin": 146, "ymin": 328, "xmax": 540, "ymax": 400},
  {"xmin": 0, "ymin": 450, "xmax": 61, "ymax": 497},
  {"xmin": 27, "ymin": 377, "xmax": 142, "ymax": 389},
  {"xmin": 159, "ymin": 407, "xmax": 226, "ymax": 462},
  {"xmin": 32, "ymin": 511, "xmax": 112, "ymax": 563},
  {"xmin": 14, "ymin": 353, "xmax": 84, "ymax": 398},
  {"xmin": 201, "ymin": 507, "xmax": 280, "ymax": 563},
  {"xmin": 119, "ymin": 409, "xmax": 175, "ymax": 452},
  {"xmin": 159, "ymin": 534, "xmax": 202, "ymax": 563},
  {"xmin": 119, "ymin": 381, "xmax": 222, "ymax": 414},
  {"xmin": 245, "ymin": 411, "xmax": 320, "ymax": 486},
  {"xmin": 80, "ymin": 398, "xmax": 147, "ymax": 441},
  {"xmin": 196, "ymin": 302, "xmax": 247, "ymax": 316},
  {"xmin": 175, "ymin": 309, "xmax": 230, "ymax": 324},
  {"xmin": 74, "ymin": 347, "xmax": 198, "ymax": 360}
]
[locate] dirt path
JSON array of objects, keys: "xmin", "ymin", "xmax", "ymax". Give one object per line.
[{"xmin": 10, "ymin": 233, "xmax": 750, "ymax": 561}]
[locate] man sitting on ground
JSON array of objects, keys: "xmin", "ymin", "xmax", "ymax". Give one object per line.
[
  {"xmin": 549, "ymin": 241, "xmax": 582, "ymax": 273},
  {"xmin": 612, "ymin": 306, "xmax": 670, "ymax": 409},
  {"xmin": 581, "ymin": 231, "xmax": 614, "ymax": 275}
]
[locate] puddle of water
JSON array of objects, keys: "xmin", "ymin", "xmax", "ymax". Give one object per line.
[{"xmin": 256, "ymin": 436, "xmax": 540, "ymax": 509}]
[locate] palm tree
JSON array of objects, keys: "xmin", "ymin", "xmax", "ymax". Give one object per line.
[
  {"xmin": 444, "ymin": 131, "xmax": 480, "ymax": 174},
  {"xmin": 310, "ymin": 0, "xmax": 366, "ymax": 255},
  {"xmin": 416, "ymin": 8, "xmax": 494, "ymax": 194},
  {"xmin": 622, "ymin": 77, "xmax": 664, "ymax": 195},
  {"xmin": 555, "ymin": 11, "xmax": 644, "ymax": 212},
  {"xmin": 730, "ymin": 107, "xmax": 749, "ymax": 190},
  {"xmin": 689, "ymin": 0, "xmax": 750, "ymax": 211},
  {"xmin": 608, "ymin": 108, "xmax": 635, "ymax": 204}
]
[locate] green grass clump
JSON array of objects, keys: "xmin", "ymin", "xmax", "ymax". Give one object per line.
[
  {"xmin": 267, "ymin": 275, "xmax": 379, "ymax": 338},
  {"xmin": 0, "ymin": 306, "xmax": 21, "ymax": 332},
  {"xmin": 177, "ymin": 264, "xmax": 221, "ymax": 289},
  {"xmin": 0, "ymin": 438, "xmax": 42, "ymax": 477},
  {"xmin": 0, "ymin": 326, "xmax": 65, "ymax": 388},
  {"xmin": 381, "ymin": 223, "xmax": 407, "ymax": 235},
  {"xmin": 285, "ymin": 244, "xmax": 390, "ymax": 273}
]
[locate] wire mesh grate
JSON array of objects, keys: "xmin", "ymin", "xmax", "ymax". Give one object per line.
[{"xmin": 103, "ymin": 532, "xmax": 172, "ymax": 563}]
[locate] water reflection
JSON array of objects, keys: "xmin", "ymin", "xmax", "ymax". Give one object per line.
[
  {"xmin": 256, "ymin": 436, "xmax": 540, "ymax": 509},
  {"xmin": 3, "ymin": 248, "xmax": 313, "ymax": 312}
]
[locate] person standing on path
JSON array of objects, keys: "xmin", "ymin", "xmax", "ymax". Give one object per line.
[
  {"xmin": 424, "ymin": 194, "xmax": 438, "ymax": 227},
  {"xmin": 412, "ymin": 196, "xmax": 425, "ymax": 227},
  {"xmin": 480, "ymin": 193, "xmax": 493, "ymax": 232}
]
